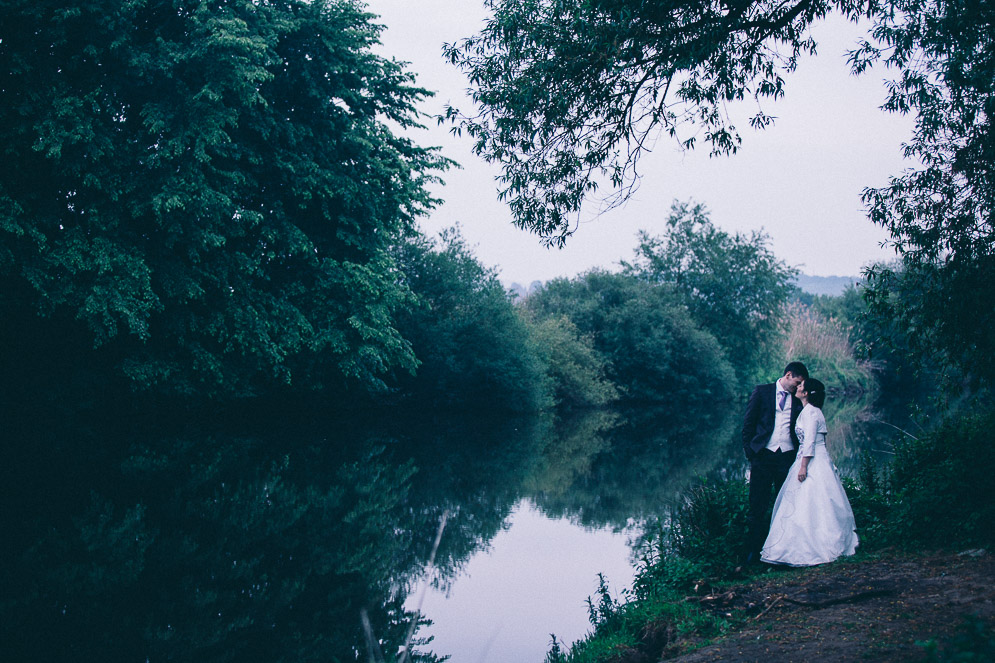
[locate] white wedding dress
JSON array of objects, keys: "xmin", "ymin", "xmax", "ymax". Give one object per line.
[{"xmin": 761, "ymin": 404, "xmax": 858, "ymax": 566}]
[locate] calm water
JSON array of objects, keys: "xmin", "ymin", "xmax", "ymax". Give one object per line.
[
  {"xmin": 405, "ymin": 499, "xmax": 639, "ymax": 662},
  {"xmin": 1, "ymin": 394, "xmax": 905, "ymax": 662}
]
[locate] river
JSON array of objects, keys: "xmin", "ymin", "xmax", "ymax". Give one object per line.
[{"xmin": 1, "ymin": 393, "xmax": 907, "ymax": 662}]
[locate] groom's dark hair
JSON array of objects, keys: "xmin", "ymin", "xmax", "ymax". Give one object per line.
[{"xmin": 783, "ymin": 361, "xmax": 809, "ymax": 379}]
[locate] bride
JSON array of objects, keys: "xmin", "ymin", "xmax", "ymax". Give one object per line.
[{"xmin": 761, "ymin": 377, "xmax": 859, "ymax": 566}]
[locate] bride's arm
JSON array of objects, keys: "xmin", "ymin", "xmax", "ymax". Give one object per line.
[{"xmin": 797, "ymin": 409, "xmax": 817, "ymax": 482}]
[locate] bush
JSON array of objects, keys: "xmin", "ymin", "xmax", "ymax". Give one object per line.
[
  {"xmin": 840, "ymin": 405, "xmax": 995, "ymax": 552},
  {"xmin": 392, "ymin": 228, "xmax": 551, "ymax": 411},
  {"xmin": 887, "ymin": 407, "xmax": 995, "ymax": 550},
  {"xmin": 841, "ymin": 453, "xmax": 895, "ymax": 550},
  {"xmin": 526, "ymin": 271, "xmax": 737, "ymax": 409},
  {"xmin": 666, "ymin": 479, "xmax": 750, "ymax": 580},
  {"xmin": 526, "ymin": 314, "xmax": 617, "ymax": 409}
]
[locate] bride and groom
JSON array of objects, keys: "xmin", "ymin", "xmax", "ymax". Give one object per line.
[{"xmin": 742, "ymin": 361, "xmax": 859, "ymax": 567}]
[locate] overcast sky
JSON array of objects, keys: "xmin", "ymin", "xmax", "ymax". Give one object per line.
[{"xmin": 369, "ymin": 1, "xmax": 915, "ymax": 285}]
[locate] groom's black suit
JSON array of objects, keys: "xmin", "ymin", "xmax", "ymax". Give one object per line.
[{"xmin": 741, "ymin": 382, "xmax": 803, "ymax": 560}]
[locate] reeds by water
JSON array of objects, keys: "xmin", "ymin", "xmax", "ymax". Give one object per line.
[{"xmin": 782, "ymin": 303, "xmax": 877, "ymax": 396}]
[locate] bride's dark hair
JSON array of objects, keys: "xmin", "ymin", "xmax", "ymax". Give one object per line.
[{"xmin": 803, "ymin": 378, "xmax": 826, "ymax": 408}]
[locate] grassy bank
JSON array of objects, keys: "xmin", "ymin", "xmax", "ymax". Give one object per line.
[{"xmin": 545, "ymin": 406, "xmax": 995, "ymax": 662}]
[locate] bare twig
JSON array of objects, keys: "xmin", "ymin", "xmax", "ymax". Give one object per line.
[
  {"xmin": 360, "ymin": 608, "xmax": 385, "ymax": 663},
  {"xmin": 398, "ymin": 509, "xmax": 450, "ymax": 663},
  {"xmin": 869, "ymin": 417, "xmax": 920, "ymax": 440},
  {"xmin": 752, "ymin": 594, "xmax": 785, "ymax": 621}
]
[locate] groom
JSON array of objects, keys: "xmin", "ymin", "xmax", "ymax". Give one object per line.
[{"xmin": 741, "ymin": 361, "xmax": 808, "ymax": 563}]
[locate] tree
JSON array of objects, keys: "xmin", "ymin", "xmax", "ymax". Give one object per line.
[
  {"xmin": 392, "ymin": 227, "xmax": 550, "ymax": 411},
  {"xmin": 0, "ymin": 0, "xmax": 448, "ymax": 397},
  {"xmin": 526, "ymin": 314, "xmax": 618, "ymax": 409},
  {"xmin": 622, "ymin": 200, "xmax": 797, "ymax": 384},
  {"xmin": 444, "ymin": 0, "xmax": 871, "ymax": 244},
  {"xmin": 526, "ymin": 270, "xmax": 736, "ymax": 408},
  {"xmin": 852, "ymin": 0, "xmax": 995, "ymax": 385}
]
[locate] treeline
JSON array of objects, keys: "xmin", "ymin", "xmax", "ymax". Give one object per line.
[
  {"xmin": 0, "ymin": 0, "xmax": 853, "ymax": 417},
  {"xmin": 386, "ymin": 199, "xmax": 804, "ymax": 413}
]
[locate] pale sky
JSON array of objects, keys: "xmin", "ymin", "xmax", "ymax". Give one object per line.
[{"xmin": 369, "ymin": 1, "xmax": 914, "ymax": 286}]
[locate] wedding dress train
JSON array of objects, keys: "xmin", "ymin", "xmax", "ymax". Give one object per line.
[{"xmin": 761, "ymin": 405, "xmax": 858, "ymax": 566}]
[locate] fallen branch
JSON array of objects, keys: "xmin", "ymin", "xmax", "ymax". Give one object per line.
[{"xmin": 752, "ymin": 595, "xmax": 785, "ymax": 621}]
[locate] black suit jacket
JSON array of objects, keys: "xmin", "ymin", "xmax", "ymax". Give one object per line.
[{"xmin": 741, "ymin": 382, "xmax": 803, "ymax": 461}]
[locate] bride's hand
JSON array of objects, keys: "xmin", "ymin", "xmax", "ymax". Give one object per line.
[{"xmin": 798, "ymin": 468, "xmax": 807, "ymax": 482}]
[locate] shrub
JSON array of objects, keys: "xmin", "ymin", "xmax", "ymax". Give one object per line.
[
  {"xmin": 666, "ymin": 479, "xmax": 750, "ymax": 580},
  {"xmin": 887, "ymin": 407, "xmax": 995, "ymax": 550}
]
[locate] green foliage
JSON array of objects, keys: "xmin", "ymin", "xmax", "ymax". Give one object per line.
[
  {"xmin": 444, "ymin": 0, "xmax": 872, "ymax": 243},
  {"xmin": 0, "ymin": 0, "xmax": 449, "ymax": 397},
  {"xmin": 851, "ymin": 0, "xmax": 995, "ymax": 386},
  {"xmin": 545, "ymin": 635, "xmax": 568, "ymax": 663},
  {"xmin": 392, "ymin": 227, "xmax": 550, "ymax": 411},
  {"xmin": 526, "ymin": 314, "xmax": 618, "ymax": 410},
  {"xmin": 665, "ymin": 479, "xmax": 751, "ymax": 581},
  {"xmin": 801, "ymin": 282, "xmax": 940, "ymax": 398},
  {"xmin": 586, "ymin": 573, "xmax": 625, "ymax": 629},
  {"xmin": 839, "ymin": 406, "xmax": 995, "ymax": 553},
  {"xmin": 448, "ymin": 0, "xmax": 994, "ymax": 398},
  {"xmin": 622, "ymin": 200, "xmax": 797, "ymax": 385},
  {"xmin": 544, "ymin": 551, "xmax": 729, "ymax": 663},
  {"xmin": 841, "ymin": 454, "xmax": 894, "ymax": 548},
  {"xmin": 886, "ymin": 407, "xmax": 995, "ymax": 550},
  {"xmin": 525, "ymin": 270, "xmax": 736, "ymax": 408}
]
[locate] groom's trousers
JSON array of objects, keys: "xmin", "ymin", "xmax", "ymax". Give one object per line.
[{"xmin": 746, "ymin": 448, "xmax": 797, "ymax": 559}]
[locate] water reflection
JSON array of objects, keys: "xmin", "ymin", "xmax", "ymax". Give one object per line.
[
  {"xmin": 820, "ymin": 393, "xmax": 912, "ymax": 477},
  {"xmin": 530, "ymin": 405, "xmax": 738, "ymax": 531},
  {"xmin": 1, "ymin": 392, "xmax": 906, "ymax": 662}
]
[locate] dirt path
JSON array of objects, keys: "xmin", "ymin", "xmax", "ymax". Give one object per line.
[{"xmin": 668, "ymin": 551, "xmax": 995, "ymax": 662}]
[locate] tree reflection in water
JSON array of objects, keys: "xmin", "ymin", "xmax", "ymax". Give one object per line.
[{"xmin": 2, "ymin": 391, "xmax": 899, "ymax": 661}]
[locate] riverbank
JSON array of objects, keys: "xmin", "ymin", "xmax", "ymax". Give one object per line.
[{"xmin": 607, "ymin": 550, "xmax": 995, "ymax": 662}]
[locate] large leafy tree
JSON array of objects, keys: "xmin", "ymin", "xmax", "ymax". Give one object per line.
[
  {"xmin": 445, "ymin": 0, "xmax": 871, "ymax": 245},
  {"xmin": 622, "ymin": 200, "xmax": 797, "ymax": 384},
  {"xmin": 854, "ymin": 0, "xmax": 995, "ymax": 385},
  {"xmin": 0, "ymin": 0, "xmax": 448, "ymax": 396},
  {"xmin": 391, "ymin": 227, "xmax": 551, "ymax": 411},
  {"xmin": 525, "ymin": 270, "xmax": 736, "ymax": 408}
]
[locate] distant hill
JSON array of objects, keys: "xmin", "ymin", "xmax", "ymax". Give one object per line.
[
  {"xmin": 509, "ymin": 275, "xmax": 858, "ymax": 299},
  {"xmin": 793, "ymin": 274, "xmax": 859, "ymax": 297}
]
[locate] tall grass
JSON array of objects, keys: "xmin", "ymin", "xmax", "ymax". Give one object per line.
[{"xmin": 782, "ymin": 303, "xmax": 877, "ymax": 395}]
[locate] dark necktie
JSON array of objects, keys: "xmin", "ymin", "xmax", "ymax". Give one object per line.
[{"xmin": 778, "ymin": 391, "xmax": 788, "ymax": 411}]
